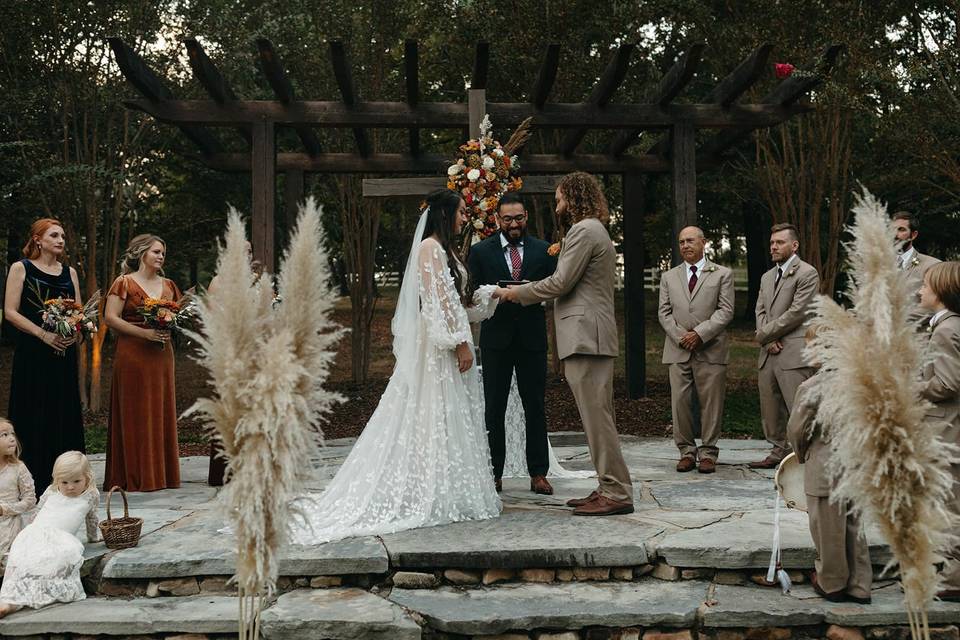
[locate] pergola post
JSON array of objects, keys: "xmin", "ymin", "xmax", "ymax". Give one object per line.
[
  {"xmin": 251, "ymin": 119, "xmax": 276, "ymax": 270},
  {"xmin": 670, "ymin": 120, "xmax": 697, "ymax": 266},
  {"xmin": 468, "ymin": 88, "xmax": 486, "ymax": 138},
  {"xmin": 622, "ymin": 172, "xmax": 646, "ymax": 398},
  {"xmin": 284, "ymin": 169, "xmax": 305, "ymax": 231}
]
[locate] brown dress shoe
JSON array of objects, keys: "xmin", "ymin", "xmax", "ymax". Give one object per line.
[
  {"xmin": 530, "ymin": 476, "xmax": 553, "ymax": 495},
  {"xmin": 698, "ymin": 458, "xmax": 716, "ymax": 474},
  {"xmin": 748, "ymin": 456, "xmax": 782, "ymax": 469},
  {"xmin": 676, "ymin": 456, "xmax": 697, "ymax": 472},
  {"xmin": 495, "ymin": 478, "xmax": 502, "ymax": 493},
  {"xmin": 846, "ymin": 592, "xmax": 872, "ymax": 605},
  {"xmin": 573, "ymin": 494, "xmax": 634, "ymax": 516},
  {"xmin": 810, "ymin": 572, "xmax": 846, "ymax": 602},
  {"xmin": 565, "ymin": 491, "xmax": 599, "ymax": 507}
]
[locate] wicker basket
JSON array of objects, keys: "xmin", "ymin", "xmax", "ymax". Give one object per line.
[{"xmin": 98, "ymin": 486, "xmax": 143, "ymax": 549}]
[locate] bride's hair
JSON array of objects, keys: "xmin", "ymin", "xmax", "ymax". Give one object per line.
[{"xmin": 422, "ymin": 189, "xmax": 471, "ymax": 306}]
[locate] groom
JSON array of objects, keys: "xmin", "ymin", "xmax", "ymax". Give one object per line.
[
  {"xmin": 498, "ymin": 172, "xmax": 634, "ymax": 516},
  {"xmin": 468, "ymin": 192, "xmax": 556, "ymax": 495}
]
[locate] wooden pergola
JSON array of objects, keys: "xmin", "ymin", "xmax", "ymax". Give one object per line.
[{"xmin": 109, "ymin": 37, "xmax": 841, "ymax": 397}]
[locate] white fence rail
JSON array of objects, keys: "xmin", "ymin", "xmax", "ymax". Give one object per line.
[{"xmin": 374, "ymin": 267, "xmax": 749, "ymax": 292}]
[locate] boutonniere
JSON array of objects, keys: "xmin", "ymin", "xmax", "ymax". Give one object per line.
[
  {"xmin": 704, "ymin": 265, "xmax": 718, "ymax": 273},
  {"xmin": 547, "ymin": 241, "xmax": 561, "ymax": 257},
  {"xmin": 911, "ymin": 256, "xmax": 920, "ymax": 267},
  {"xmin": 785, "ymin": 265, "xmax": 799, "ymax": 278}
]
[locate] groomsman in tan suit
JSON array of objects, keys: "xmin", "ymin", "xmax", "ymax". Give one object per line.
[
  {"xmin": 498, "ymin": 172, "xmax": 633, "ymax": 516},
  {"xmin": 892, "ymin": 211, "xmax": 940, "ymax": 325},
  {"xmin": 658, "ymin": 226, "xmax": 735, "ymax": 474},
  {"xmin": 749, "ymin": 223, "xmax": 820, "ymax": 469}
]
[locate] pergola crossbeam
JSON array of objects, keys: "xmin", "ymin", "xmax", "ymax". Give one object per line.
[
  {"xmin": 109, "ymin": 37, "xmax": 221, "ymax": 156},
  {"xmin": 257, "ymin": 39, "xmax": 322, "ymax": 157},
  {"xmin": 559, "ymin": 43, "xmax": 635, "ymax": 156},
  {"xmin": 609, "ymin": 44, "xmax": 705, "ymax": 157},
  {"xmin": 183, "ymin": 38, "xmax": 251, "ymax": 146},
  {"xmin": 530, "ymin": 44, "xmax": 561, "ymax": 108},
  {"xmin": 329, "ymin": 41, "xmax": 370, "ymax": 157}
]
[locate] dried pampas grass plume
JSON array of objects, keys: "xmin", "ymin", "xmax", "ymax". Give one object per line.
[
  {"xmin": 184, "ymin": 198, "xmax": 343, "ymax": 638},
  {"xmin": 806, "ymin": 186, "xmax": 958, "ymax": 638}
]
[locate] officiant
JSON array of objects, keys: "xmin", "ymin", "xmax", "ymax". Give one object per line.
[{"xmin": 467, "ymin": 192, "xmax": 557, "ymax": 495}]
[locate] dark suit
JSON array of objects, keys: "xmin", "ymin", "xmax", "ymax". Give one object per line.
[{"xmin": 468, "ymin": 232, "xmax": 557, "ymax": 479}]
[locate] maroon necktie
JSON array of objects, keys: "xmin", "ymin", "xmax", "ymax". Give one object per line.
[
  {"xmin": 688, "ymin": 265, "xmax": 698, "ymax": 293},
  {"xmin": 510, "ymin": 245, "xmax": 522, "ymax": 280}
]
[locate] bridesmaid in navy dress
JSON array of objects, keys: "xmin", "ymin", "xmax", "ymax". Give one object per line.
[{"xmin": 3, "ymin": 218, "xmax": 84, "ymax": 494}]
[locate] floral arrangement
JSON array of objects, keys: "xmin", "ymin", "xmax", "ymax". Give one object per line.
[
  {"xmin": 42, "ymin": 294, "xmax": 99, "ymax": 339},
  {"xmin": 447, "ymin": 115, "xmax": 532, "ymax": 242},
  {"xmin": 137, "ymin": 298, "xmax": 183, "ymax": 330}
]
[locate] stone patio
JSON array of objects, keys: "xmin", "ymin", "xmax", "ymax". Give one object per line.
[{"xmin": 1, "ymin": 434, "xmax": 958, "ymax": 639}]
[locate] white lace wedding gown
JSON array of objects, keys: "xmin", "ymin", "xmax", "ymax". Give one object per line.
[
  {"xmin": 290, "ymin": 228, "xmax": 501, "ymax": 545},
  {"xmin": 0, "ymin": 486, "xmax": 99, "ymax": 608}
]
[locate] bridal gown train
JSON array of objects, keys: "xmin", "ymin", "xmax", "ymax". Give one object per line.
[{"xmin": 290, "ymin": 236, "xmax": 501, "ymax": 545}]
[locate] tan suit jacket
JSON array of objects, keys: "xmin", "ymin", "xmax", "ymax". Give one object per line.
[
  {"xmin": 786, "ymin": 376, "xmax": 830, "ymax": 497},
  {"xmin": 755, "ymin": 258, "xmax": 820, "ymax": 370},
  {"xmin": 658, "ymin": 261, "xmax": 735, "ymax": 365},
  {"xmin": 921, "ymin": 312, "xmax": 960, "ymax": 432},
  {"xmin": 902, "ymin": 251, "xmax": 941, "ymax": 325},
  {"xmin": 514, "ymin": 217, "xmax": 618, "ymax": 360}
]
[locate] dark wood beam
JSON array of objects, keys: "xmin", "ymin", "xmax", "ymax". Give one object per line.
[
  {"xmin": 671, "ymin": 121, "xmax": 697, "ymax": 264},
  {"xmin": 183, "ymin": 38, "xmax": 250, "ymax": 146},
  {"xmin": 609, "ymin": 44, "xmax": 704, "ymax": 157},
  {"xmin": 472, "ymin": 41, "xmax": 490, "ymax": 90},
  {"xmin": 109, "ymin": 37, "xmax": 221, "ymax": 156},
  {"xmin": 251, "ymin": 120, "xmax": 276, "ymax": 271},
  {"xmin": 329, "ymin": 41, "xmax": 370, "ymax": 157},
  {"xmin": 404, "ymin": 39, "xmax": 420, "ymax": 157},
  {"xmin": 362, "ymin": 175, "xmax": 562, "ymax": 197},
  {"xmin": 698, "ymin": 44, "xmax": 844, "ymax": 159},
  {"xmin": 206, "ymin": 151, "xmax": 672, "ymax": 174},
  {"xmin": 284, "ymin": 169, "xmax": 305, "ymax": 231},
  {"xmin": 125, "ymin": 99, "xmax": 808, "ymax": 130},
  {"xmin": 530, "ymin": 44, "xmax": 561, "ymax": 108},
  {"xmin": 257, "ymin": 39, "xmax": 321, "ymax": 157},
  {"xmin": 559, "ymin": 43, "xmax": 636, "ymax": 156},
  {"xmin": 622, "ymin": 172, "xmax": 647, "ymax": 397}
]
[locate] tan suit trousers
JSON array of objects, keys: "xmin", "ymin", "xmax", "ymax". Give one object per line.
[
  {"xmin": 669, "ymin": 359, "xmax": 726, "ymax": 461},
  {"xmin": 758, "ymin": 361, "xmax": 814, "ymax": 459},
  {"xmin": 807, "ymin": 496, "xmax": 873, "ymax": 598},
  {"xmin": 940, "ymin": 462, "xmax": 960, "ymax": 589},
  {"xmin": 564, "ymin": 355, "xmax": 633, "ymax": 503}
]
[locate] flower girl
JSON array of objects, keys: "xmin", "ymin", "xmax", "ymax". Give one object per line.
[
  {"xmin": 0, "ymin": 419, "xmax": 36, "ymax": 569},
  {"xmin": 0, "ymin": 451, "xmax": 99, "ymax": 617}
]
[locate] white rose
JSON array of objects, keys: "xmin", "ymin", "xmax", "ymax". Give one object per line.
[
  {"xmin": 492, "ymin": 148, "xmax": 504, "ymax": 157},
  {"xmin": 510, "ymin": 155, "xmax": 518, "ymax": 166},
  {"xmin": 447, "ymin": 164, "xmax": 462, "ymax": 176},
  {"xmin": 473, "ymin": 219, "xmax": 484, "ymax": 230},
  {"xmin": 482, "ymin": 156, "xmax": 495, "ymax": 170},
  {"xmin": 467, "ymin": 168, "xmax": 481, "ymax": 181},
  {"xmin": 478, "ymin": 198, "xmax": 490, "ymax": 211}
]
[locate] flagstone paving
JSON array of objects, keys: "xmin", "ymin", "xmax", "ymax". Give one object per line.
[{"xmin": 3, "ymin": 435, "xmax": 945, "ymax": 638}]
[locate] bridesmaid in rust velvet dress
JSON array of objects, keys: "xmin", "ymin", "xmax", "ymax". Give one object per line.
[{"xmin": 103, "ymin": 234, "xmax": 181, "ymax": 492}]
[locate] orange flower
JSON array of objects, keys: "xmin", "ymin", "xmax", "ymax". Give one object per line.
[{"xmin": 547, "ymin": 242, "xmax": 561, "ymax": 257}]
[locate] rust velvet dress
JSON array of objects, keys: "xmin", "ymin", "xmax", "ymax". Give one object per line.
[{"xmin": 103, "ymin": 275, "xmax": 181, "ymax": 492}]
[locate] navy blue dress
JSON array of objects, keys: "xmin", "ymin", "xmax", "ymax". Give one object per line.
[{"xmin": 7, "ymin": 259, "xmax": 84, "ymax": 494}]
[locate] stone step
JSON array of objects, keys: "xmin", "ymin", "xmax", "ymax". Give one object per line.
[
  {"xmin": 0, "ymin": 589, "xmax": 420, "ymax": 639},
  {"xmin": 388, "ymin": 580, "xmax": 707, "ymax": 635}
]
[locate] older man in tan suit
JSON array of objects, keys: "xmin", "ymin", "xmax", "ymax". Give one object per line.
[
  {"xmin": 658, "ymin": 226, "xmax": 735, "ymax": 474},
  {"xmin": 892, "ymin": 211, "xmax": 940, "ymax": 326},
  {"xmin": 498, "ymin": 172, "xmax": 633, "ymax": 516},
  {"xmin": 750, "ymin": 222, "xmax": 820, "ymax": 469}
]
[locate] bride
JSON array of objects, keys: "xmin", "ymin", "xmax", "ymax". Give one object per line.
[{"xmin": 290, "ymin": 189, "xmax": 502, "ymax": 544}]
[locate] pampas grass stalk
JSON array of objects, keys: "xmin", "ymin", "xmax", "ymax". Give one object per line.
[
  {"xmin": 184, "ymin": 198, "xmax": 343, "ymax": 638},
  {"xmin": 806, "ymin": 187, "xmax": 959, "ymax": 639}
]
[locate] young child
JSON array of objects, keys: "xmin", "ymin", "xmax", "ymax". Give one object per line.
[
  {"xmin": 786, "ymin": 325, "xmax": 872, "ymax": 604},
  {"xmin": 918, "ymin": 261, "xmax": 960, "ymax": 601},
  {"xmin": 0, "ymin": 419, "xmax": 36, "ymax": 569},
  {"xmin": 0, "ymin": 451, "xmax": 100, "ymax": 617}
]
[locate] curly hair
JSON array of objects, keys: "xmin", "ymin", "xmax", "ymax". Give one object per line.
[{"xmin": 556, "ymin": 172, "xmax": 610, "ymax": 230}]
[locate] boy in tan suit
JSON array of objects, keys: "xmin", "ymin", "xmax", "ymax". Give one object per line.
[
  {"xmin": 892, "ymin": 211, "xmax": 941, "ymax": 326},
  {"xmin": 498, "ymin": 172, "xmax": 633, "ymax": 516},
  {"xmin": 787, "ymin": 327, "xmax": 872, "ymax": 604},
  {"xmin": 918, "ymin": 261, "xmax": 960, "ymax": 601},
  {"xmin": 750, "ymin": 223, "xmax": 820, "ymax": 469},
  {"xmin": 658, "ymin": 226, "xmax": 735, "ymax": 473}
]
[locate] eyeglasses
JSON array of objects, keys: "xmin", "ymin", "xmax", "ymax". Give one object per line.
[{"xmin": 500, "ymin": 214, "xmax": 527, "ymax": 224}]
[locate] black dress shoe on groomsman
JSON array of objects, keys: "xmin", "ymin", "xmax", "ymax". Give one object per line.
[{"xmin": 495, "ymin": 478, "xmax": 502, "ymax": 493}]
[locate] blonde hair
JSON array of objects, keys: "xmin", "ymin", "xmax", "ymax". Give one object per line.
[
  {"xmin": 556, "ymin": 172, "xmax": 610, "ymax": 228},
  {"xmin": 926, "ymin": 261, "xmax": 960, "ymax": 314},
  {"xmin": 51, "ymin": 451, "xmax": 95, "ymax": 492},
  {"xmin": 0, "ymin": 418, "xmax": 21, "ymax": 464},
  {"xmin": 120, "ymin": 234, "xmax": 166, "ymax": 276}
]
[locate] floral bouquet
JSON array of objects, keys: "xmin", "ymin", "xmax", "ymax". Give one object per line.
[
  {"xmin": 447, "ymin": 115, "xmax": 532, "ymax": 244},
  {"xmin": 137, "ymin": 298, "xmax": 188, "ymax": 348},
  {"xmin": 41, "ymin": 292, "xmax": 100, "ymax": 355}
]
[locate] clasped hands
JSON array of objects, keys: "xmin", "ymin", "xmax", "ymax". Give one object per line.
[
  {"xmin": 679, "ymin": 330, "xmax": 703, "ymax": 351},
  {"xmin": 764, "ymin": 340, "xmax": 784, "ymax": 354},
  {"xmin": 493, "ymin": 283, "xmax": 527, "ymax": 304},
  {"xmin": 40, "ymin": 331, "xmax": 77, "ymax": 353}
]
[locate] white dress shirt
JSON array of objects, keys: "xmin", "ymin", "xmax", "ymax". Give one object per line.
[
  {"xmin": 930, "ymin": 308, "xmax": 949, "ymax": 328},
  {"xmin": 898, "ymin": 247, "xmax": 915, "ymax": 270}
]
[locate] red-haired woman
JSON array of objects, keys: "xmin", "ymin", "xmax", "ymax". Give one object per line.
[{"xmin": 3, "ymin": 219, "xmax": 84, "ymax": 494}]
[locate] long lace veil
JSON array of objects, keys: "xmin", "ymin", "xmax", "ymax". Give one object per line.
[{"xmin": 391, "ymin": 209, "xmax": 429, "ymax": 380}]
